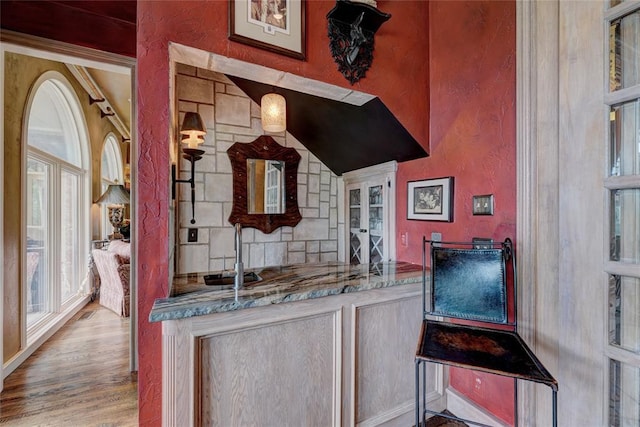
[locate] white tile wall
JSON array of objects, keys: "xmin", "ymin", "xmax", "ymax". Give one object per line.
[{"xmin": 175, "ymin": 64, "xmax": 343, "ymax": 274}]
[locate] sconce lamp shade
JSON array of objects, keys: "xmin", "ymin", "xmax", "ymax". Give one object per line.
[
  {"xmin": 174, "ymin": 112, "xmax": 207, "ymax": 224},
  {"xmin": 180, "ymin": 112, "xmax": 206, "ymax": 136},
  {"xmin": 261, "ymin": 93, "xmax": 286, "ymax": 133},
  {"xmin": 95, "ymin": 184, "xmax": 130, "ymax": 206},
  {"xmin": 180, "ymin": 112, "xmax": 206, "ymax": 149}
]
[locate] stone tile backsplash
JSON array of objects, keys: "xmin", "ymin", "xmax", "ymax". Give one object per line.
[{"xmin": 175, "ymin": 64, "xmax": 342, "ymax": 274}]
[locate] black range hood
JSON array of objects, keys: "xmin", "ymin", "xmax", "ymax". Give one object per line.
[{"xmin": 228, "ymin": 75, "xmax": 428, "ymax": 176}]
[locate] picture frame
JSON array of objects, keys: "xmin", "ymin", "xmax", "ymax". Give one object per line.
[
  {"xmin": 229, "ymin": 0, "xmax": 306, "ymax": 60},
  {"xmin": 407, "ymin": 177, "xmax": 454, "ymax": 222}
]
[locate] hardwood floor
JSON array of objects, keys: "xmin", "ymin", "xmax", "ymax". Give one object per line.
[{"xmin": 0, "ymin": 301, "xmax": 138, "ymax": 426}]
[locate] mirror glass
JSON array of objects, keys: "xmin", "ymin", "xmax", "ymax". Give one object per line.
[
  {"xmin": 227, "ymin": 135, "xmax": 301, "ymax": 234},
  {"xmin": 247, "ymin": 159, "xmax": 285, "ymax": 214}
]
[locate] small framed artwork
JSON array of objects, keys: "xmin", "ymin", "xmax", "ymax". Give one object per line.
[
  {"xmin": 229, "ymin": 0, "xmax": 306, "ymax": 60},
  {"xmin": 407, "ymin": 177, "xmax": 454, "ymax": 222}
]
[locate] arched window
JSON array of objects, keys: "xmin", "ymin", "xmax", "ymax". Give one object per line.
[
  {"xmin": 100, "ymin": 134, "xmax": 124, "ymax": 237},
  {"xmin": 25, "ymin": 72, "xmax": 89, "ymax": 332},
  {"xmin": 27, "ymin": 80, "xmax": 82, "ymax": 166}
]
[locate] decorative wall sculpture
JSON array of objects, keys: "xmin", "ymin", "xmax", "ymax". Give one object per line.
[{"xmin": 326, "ymin": 0, "xmax": 391, "ymax": 84}]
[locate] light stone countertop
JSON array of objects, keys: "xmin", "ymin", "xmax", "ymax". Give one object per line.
[{"xmin": 149, "ymin": 261, "xmax": 424, "ymax": 322}]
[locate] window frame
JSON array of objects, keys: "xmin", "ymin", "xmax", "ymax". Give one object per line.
[
  {"xmin": 23, "ymin": 71, "xmax": 90, "ymax": 342},
  {"xmin": 604, "ymin": 2, "xmax": 640, "ymax": 425}
]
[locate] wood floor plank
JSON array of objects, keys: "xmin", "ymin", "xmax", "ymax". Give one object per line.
[{"xmin": 0, "ymin": 301, "xmax": 138, "ymax": 426}]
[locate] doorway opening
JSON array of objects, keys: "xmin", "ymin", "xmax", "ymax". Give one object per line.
[{"xmin": 1, "ymin": 31, "xmax": 137, "ymax": 388}]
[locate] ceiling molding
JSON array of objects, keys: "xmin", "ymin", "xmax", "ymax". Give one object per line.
[
  {"xmin": 66, "ymin": 63, "xmax": 130, "ymax": 140},
  {"xmin": 169, "ymin": 42, "xmax": 375, "ymax": 106},
  {"xmin": 1, "ymin": 29, "xmax": 134, "ymax": 72}
]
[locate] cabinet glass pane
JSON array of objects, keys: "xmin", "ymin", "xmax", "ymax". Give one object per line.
[
  {"xmin": 369, "ymin": 185, "xmax": 382, "ymax": 206},
  {"xmin": 609, "ymin": 100, "xmax": 640, "ymax": 177},
  {"xmin": 369, "ymin": 206, "xmax": 383, "ymax": 234},
  {"xmin": 349, "ymin": 188, "xmax": 362, "ymax": 264},
  {"xmin": 609, "ymin": 275, "xmax": 640, "ymax": 353},
  {"xmin": 369, "ymin": 234, "xmax": 383, "ymax": 263},
  {"xmin": 368, "ymin": 185, "xmax": 383, "ymax": 233},
  {"xmin": 369, "ymin": 185, "xmax": 383, "ymax": 263},
  {"xmin": 609, "ymin": 11, "xmax": 640, "ymax": 92},
  {"xmin": 350, "ymin": 188, "xmax": 361, "ymax": 206},
  {"xmin": 609, "ymin": 359, "xmax": 640, "ymax": 426},
  {"xmin": 350, "ymin": 233, "xmax": 362, "ymax": 264},
  {"xmin": 610, "ymin": 189, "xmax": 640, "ymax": 263}
]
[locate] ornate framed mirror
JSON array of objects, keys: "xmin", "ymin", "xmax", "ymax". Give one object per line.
[{"xmin": 227, "ymin": 135, "xmax": 302, "ymax": 233}]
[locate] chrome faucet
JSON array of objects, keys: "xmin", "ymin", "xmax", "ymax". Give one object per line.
[{"xmin": 234, "ymin": 223, "xmax": 244, "ymax": 291}]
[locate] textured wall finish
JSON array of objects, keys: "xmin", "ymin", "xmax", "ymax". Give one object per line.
[{"xmin": 395, "ymin": 2, "xmax": 517, "ymax": 424}]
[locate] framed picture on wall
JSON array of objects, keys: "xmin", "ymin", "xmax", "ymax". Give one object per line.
[
  {"xmin": 407, "ymin": 177, "xmax": 454, "ymax": 222},
  {"xmin": 229, "ymin": 0, "xmax": 306, "ymax": 60}
]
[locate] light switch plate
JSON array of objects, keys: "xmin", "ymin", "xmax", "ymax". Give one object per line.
[
  {"xmin": 188, "ymin": 228, "xmax": 198, "ymax": 242},
  {"xmin": 472, "ymin": 194, "xmax": 494, "ymax": 215}
]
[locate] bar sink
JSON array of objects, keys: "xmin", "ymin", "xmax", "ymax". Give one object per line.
[{"xmin": 204, "ymin": 271, "xmax": 261, "ymax": 288}]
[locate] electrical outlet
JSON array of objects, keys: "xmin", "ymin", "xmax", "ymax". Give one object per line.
[
  {"xmin": 401, "ymin": 232, "xmax": 408, "ymax": 247},
  {"xmin": 431, "ymin": 232, "xmax": 442, "ymax": 246},
  {"xmin": 472, "ymin": 237, "xmax": 493, "ymax": 249},
  {"xmin": 188, "ymin": 228, "xmax": 198, "ymax": 242}
]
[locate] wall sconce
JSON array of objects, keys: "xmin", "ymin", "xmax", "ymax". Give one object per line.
[
  {"xmin": 261, "ymin": 93, "xmax": 286, "ymax": 133},
  {"xmin": 96, "ymin": 184, "xmax": 130, "ymax": 240},
  {"xmin": 172, "ymin": 112, "xmax": 206, "ymax": 224}
]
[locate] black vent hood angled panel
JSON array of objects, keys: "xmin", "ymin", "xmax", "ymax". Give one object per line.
[{"xmin": 227, "ymin": 75, "xmax": 428, "ymax": 176}]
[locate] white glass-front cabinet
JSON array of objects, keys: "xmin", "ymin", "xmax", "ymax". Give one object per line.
[{"xmin": 343, "ymin": 161, "xmax": 396, "ymax": 265}]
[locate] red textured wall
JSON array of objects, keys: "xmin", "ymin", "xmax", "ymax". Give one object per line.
[
  {"xmin": 136, "ymin": 1, "xmax": 429, "ymax": 425},
  {"xmin": 396, "ymin": 1, "xmax": 517, "ymax": 425}
]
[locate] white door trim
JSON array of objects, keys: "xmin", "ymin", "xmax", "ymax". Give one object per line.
[{"xmin": 516, "ymin": 1, "xmax": 561, "ymax": 425}]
